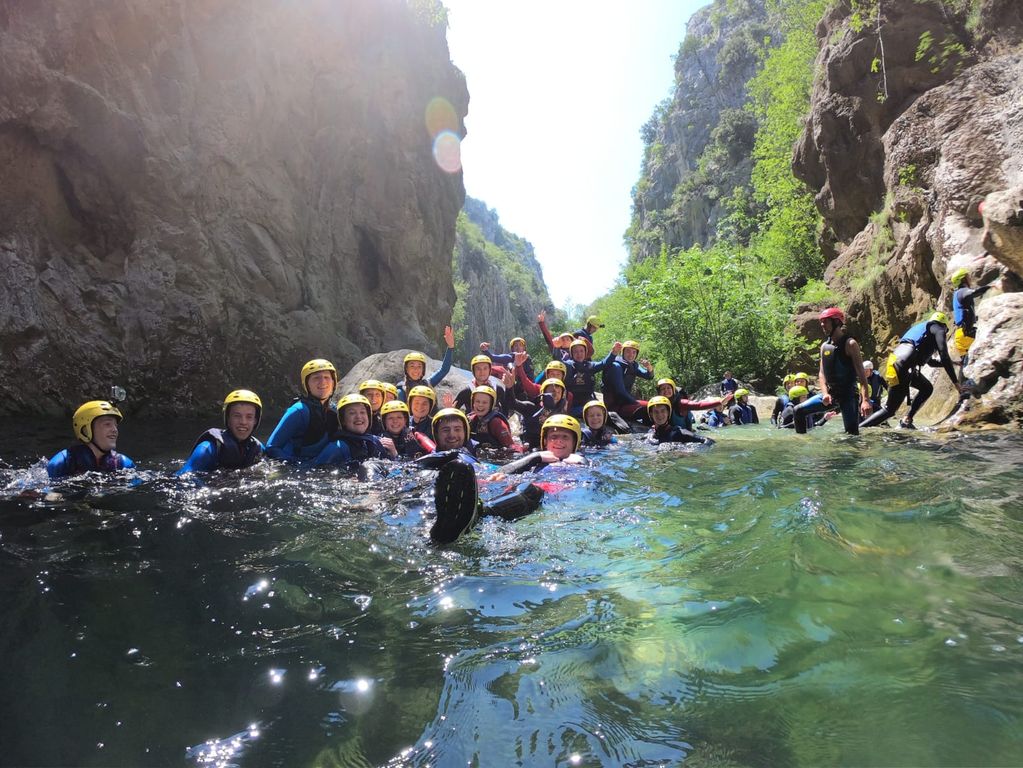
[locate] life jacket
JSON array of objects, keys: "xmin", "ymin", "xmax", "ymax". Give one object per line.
[
  {"xmin": 865, "ymin": 371, "xmax": 885, "ymax": 401},
  {"xmin": 295, "ymin": 396, "xmax": 337, "ymax": 447},
  {"xmin": 822, "ymin": 335, "xmax": 858, "ymax": 390},
  {"xmin": 564, "ymin": 361, "xmax": 599, "ymax": 404},
  {"xmin": 952, "ymin": 288, "xmax": 975, "ymax": 331},
  {"xmin": 731, "ymin": 403, "xmax": 755, "ymax": 424},
  {"xmin": 581, "ymin": 425, "xmax": 614, "ymax": 447},
  {"xmin": 385, "ymin": 427, "xmax": 436, "ymax": 458},
  {"xmin": 900, "ymin": 320, "xmax": 933, "ymax": 347},
  {"xmin": 192, "ymin": 428, "xmax": 262, "ymax": 470},
  {"xmin": 63, "ymin": 443, "xmax": 127, "ymax": 475},
  {"xmin": 335, "ymin": 429, "xmax": 388, "ymax": 463},
  {"xmin": 707, "ymin": 410, "xmax": 727, "ymax": 427},
  {"xmin": 469, "ymin": 409, "xmax": 510, "ymax": 447}
]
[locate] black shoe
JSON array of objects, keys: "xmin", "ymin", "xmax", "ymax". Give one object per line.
[
  {"xmin": 899, "ymin": 419, "xmax": 915, "ymax": 430},
  {"xmin": 430, "ymin": 460, "xmax": 480, "ymax": 544}
]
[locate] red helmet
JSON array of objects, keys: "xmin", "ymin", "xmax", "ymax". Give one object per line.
[{"xmin": 819, "ymin": 307, "xmax": 845, "ymax": 324}]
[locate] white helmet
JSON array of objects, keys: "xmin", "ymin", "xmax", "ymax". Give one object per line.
[{"xmin": 863, "ymin": 360, "xmax": 874, "ymax": 369}]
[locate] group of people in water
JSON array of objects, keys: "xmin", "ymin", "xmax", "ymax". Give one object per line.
[{"xmin": 43, "ymin": 266, "xmax": 995, "ymax": 543}]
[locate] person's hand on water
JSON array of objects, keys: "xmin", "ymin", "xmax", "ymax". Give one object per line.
[{"xmin": 444, "ymin": 325, "xmax": 455, "ymax": 349}]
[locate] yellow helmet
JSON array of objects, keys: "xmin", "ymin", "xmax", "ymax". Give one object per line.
[
  {"xmin": 403, "ymin": 351, "xmax": 428, "ymax": 368},
  {"xmin": 569, "ymin": 338, "xmax": 588, "ymax": 351},
  {"xmin": 508, "ymin": 336, "xmax": 527, "ymax": 349},
  {"xmin": 470, "ymin": 354, "xmax": 492, "ymax": 370},
  {"xmin": 788, "ymin": 385, "xmax": 809, "ymax": 400},
  {"xmin": 470, "ymin": 384, "xmax": 497, "ymax": 409},
  {"xmin": 380, "ymin": 400, "xmax": 410, "ymax": 422},
  {"xmin": 73, "ymin": 400, "xmax": 123, "ymax": 443},
  {"xmin": 337, "ymin": 393, "xmax": 372, "ymax": 419},
  {"xmin": 622, "ymin": 340, "xmax": 640, "ymax": 352},
  {"xmin": 545, "ymin": 360, "xmax": 567, "ymax": 377},
  {"xmin": 301, "ymin": 359, "xmax": 337, "ymax": 396},
  {"xmin": 380, "ymin": 382, "xmax": 399, "ymax": 400},
  {"xmin": 540, "ymin": 378, "xmax": 565, "ymax": 395},
  {"xmin": 358, "ymin": 379, "xmax": 385, "ymax": 394},
  {"xmin": 656, "ymin": 377, "xmax": 677, "ymax": 393},
  {"xmin": 585, "ymin": 315, "xmax": 604, "ymax": 328},
  {"xmin": 582, "ymin": 400, "xmax": 607, "ymax": 419},
  {"xmin": 431, "ymin": 407, "xmax": 470, "ymax": 438},
  {"xmin": 408, "ymin": 385, "xmax": 437, "ymax": 406},
  {"xmin": 950, "ymin": 267, "xmax": 970, "ymax": 288},
  {"xmin": 540, "ymin": 413, "xmax": 582, "ymax": 451},
  {"xmin": 794, "ymin": 372, "xmax": 810, "ymax": 382},
  {"xmin": 222, "ymin": 389, "xmax": 262, "ymax": 428},
  {"xmin": 929, "ymin": 311, "xmax": 949, "ymax": 326},
  {"xmin": 735, "ymin": 388, "xmax": 750, "ymax": 399},
  {"xmin": 646, "ymin": 395, "xmax": 673, "ymax": 418}
]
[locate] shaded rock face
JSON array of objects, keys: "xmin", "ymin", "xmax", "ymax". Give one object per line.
[
  {"xmin": 0, "ymin": 0, "xmax": 467, "ymax": 416},
  {"xmin": 793, "ymin": 1, "xmax": 1023, "ymax": 426}
]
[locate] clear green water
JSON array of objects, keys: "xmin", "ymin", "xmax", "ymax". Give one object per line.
[{"xmin": 1, "ymin": 420, "xmax": 1022, "ymax": 767}]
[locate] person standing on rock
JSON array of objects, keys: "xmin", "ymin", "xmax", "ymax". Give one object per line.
[
  {"xmin": 949, "ymin": 267, "xmax": 996, "ymax": 376},
  {"xmin": 396, "ymin": 325, "xmax": 455, "ymax": 402},
  {"xmin": 177, "ymin": 390, "xmax": 264, "ymax": 475},
  {"xmin": 793, "ymin": 307, "xmax": 871, "ymax": 435},
  {"xmin": 265, "ymin": 359, "xmax": 340, "ymax": 464},
  {"xmin": 859, "ymin": 311, "xmax": 962, "ymax": 430},
  {"xmin": 47, "ymin": 400, "xmax": 135, "ymax": 479}
]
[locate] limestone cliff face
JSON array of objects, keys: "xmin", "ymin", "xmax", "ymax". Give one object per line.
[
  {"xmin": 0, "ymin": 0, "xmax": 467, "ymax": 416},
  {"xmin": 453, "ymin": 197, "xmax": 554, "ymax": 361},
  {"xmin": 629, "ymin": 0, "xmax": 770, "ymax": 259},
  {"xmin": 793, "ymin": 0, "xmax": 1023, "ymax": 425}
]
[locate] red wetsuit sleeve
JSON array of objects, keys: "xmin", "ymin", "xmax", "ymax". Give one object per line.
[
  {"xmin": 516, "ymin": 364, "xmax": 541, "ymax": 398},
  {"xmin": 538, "ymin": 317, "xmax": 555, "ymax": 354},
  {"xmin": 489, "ymin": 415, "xmax": 519, "ymax": 450},
  {"xmin": 679, "ymin": 397, "xmax": 722, "ymax": 411}
]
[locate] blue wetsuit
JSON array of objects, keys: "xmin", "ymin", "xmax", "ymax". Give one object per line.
[
  {"xmin": 601, "ymin": 356, "xmax": 653, "ymax": 411},
  {"xmin": 266, "ymin": 397, "xmax": 338, "ymax": 464},
  {"xmin": 564, "ymin": 351, "xmax": 615, "ymax": 417},
  {"xmin": 177, "ymin": 429, "xmax": 264, "ymax": 475},
  {"xmin": 706, "ymin": 410, "xmax": 728, "ymax": 427},
  {"xmin": 397, "ymin": 348, "xmax": 453, "ymax": 401},
  {"xmin": 581, "ymin": 425, "xmax": 617, "ymax": 448},
  {"xmin": 47, "ymin": 444, "xmax": 135, "ymax": 479},
  {"xmin": 720, "ymin": 378, "xmax": 739, "ymax": 395},
  {"xmin": 313, "ymin": 430, "xmax": 391, "ymax": 466}
]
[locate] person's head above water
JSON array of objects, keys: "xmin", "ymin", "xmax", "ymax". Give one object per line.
[
  {"xmin": 540, "ymin": 378, "xmax": 565, "ymax": 402},
  {"xmin": 544, "ymin": 360, "xmax": 567, "ymax": 381},
  {"xmin": 470, "ymin": 385, "xmax": 497, "ymax": 416},
  {"xmin": 380, "ymin": 400, "xmax": 410, "ymax": 435},
  {"xmin": 73, "ymin": 400, "xmax": 123, "ymax": 453},
  {"xmin": 358, "ymin": 380, "xmax": 386, "ymax": 413},
  {"xmin": 337, "ymin": 394, "xmax": 372, "ymax": 435},
  {"xmin": 301, "ymin": 359, "xmax": 338, "ymax": 402},
  {"xmin": 432, "ymin": 408, "xmax": 470, "ymax": 450},
  {"xmin": 403, "ymin": 352, "xmax": 428, "ymax": 382},
  {"xmin": 541, "ymin": 414, "xmax": 581, "ymax": 458},
  {"xmin": 408, "ymin": 385, "xmax": 437, "ymax": 420},
  {"xmin": 621, "ymin": 340, "xmax": 640, "ymax": 363},
  {"xmin": 646, "ymin": 395, "xmax": 673, "ymax": 426},
  {"xmin": 470, "ymin": 354, "xmax": 492, "ymax": 383},
  {"xmin": 582, "ymin": 400, "xmax": 607, "ymax": 430},
  {"xmin": 223, "ymin": 389, "xmax": 262, "ymax": 442},
  {"xmin": 656, "ymin": 377, "xmax": 676, "ymax": 398}
]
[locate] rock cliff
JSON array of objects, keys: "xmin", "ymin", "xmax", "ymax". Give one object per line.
[
  {"xmin": 793, "ymin": 0, "xmax": 1023, "ymax": 425},
  {"xmin": 0, "ymin": 0, "xmax": 467, "ymax": 416}
]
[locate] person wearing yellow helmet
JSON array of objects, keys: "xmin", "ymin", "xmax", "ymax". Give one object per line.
[
  {"xmin": 314, "ymin": 394, "xmax": 397, "ymax": 465},
  {"xmin": 380, "ymin": 382, "xmax": 399, "ymax": 403},
  {"xmin": 645, "ymin": 396, "xmax": 714, "ymax": 445},
  {"xmin": 396, "ymin": 325, "xmax": 456, "ymax": 401},
  {"xmin": 655, "ymin": 376, "xmax": 733, "ymax": 431},
  {"xmin": 572, "ymin": 315, "xmax": 605, "ymax": 352},
  {"xmin": 378, "ymin": 400, "xmax": 436, "ymax": 459},
  {"xmin": 801, "ymin": 307, "xmax": 872, "ymax": 435},
  {"xmin": 467, "ymin": 385, "xmax": 521, "ymax": 452},
  {"xmin": 860, "ymin": 311, "xmax": 963, "ymax": 430},
  {"xmin": 558, "ymin": 339, "xmax": 620, "ymax": 418},
  {"xmin": 266, "ymin": 358, "xmax": 339, "ymax": 464},
  {"xmin": 407, "ymin": 385, "xmax": 438, "ymax": 440},
  {"xmin": 950, "ymin": 266, "xmax": 996, "ymax": 372},
  {"xmin": 777, "ymin": 385, "xmax": 833, "ymax": 431},
  {"xmin": 478, "ymin": 335, "xmax": 536, "ymax": 388},
  {"xmin": 47, "ymin": 400, "xmax": 135, "ymax": 479},
  {"xmin": 581, "ymin": 400, "xmax": 617, "ymax": 447},
  {"xmin": 601, "ymin": 339, "xmax": 654, "ymax": 422},
  {"xmin": 177, "ymin": 390, "xmax": 264, "ymax": 475},
  {"xmin": 771, "ymin": 374, "xmax": 796, "ymax": 425},
  {"xmin": 727, "ymin": 389, "xmax": 760, "ymax": 425},
  {"xmin": 504, "ymin": 375, "xmax": 571, "ymax": 450},
  {"xmin": 454, "ymin": 354, "xmax": 508, "ymax": 413},
  {"xmin": 536, "ymin": 309, "xmax": 581, "ymax": 363},
  {"xmin": 357, "ymin": 379, "xmax": 387, "ymax": 434}
]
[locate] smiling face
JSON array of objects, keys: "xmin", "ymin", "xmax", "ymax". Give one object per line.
[
  {"xmin": 570, "ymin": 345, "xmax": 586, "ymax": 363},
  {"xmin": 306, "ymin": 370, "xmax": 335, "ymax": 401},
  {"xmin": 623, "ymin": 347, "xmax": 638, "ymax": 363},
  {"xmin": 382, "ymin": 412, "xmax": 407, "ymax": 435},
  {"xmin": 510, "ymin": 340, "xmax": 526, "ymax": 353},
  {"xmin": 362, "ymin": 388, "xmax": 384, "ymax": 412},
  {"xmin": 584, "ymin": 407, "xmax": 606, "ymax": 430},
  {"xmin": 434, "ymin": 417, "xmax": 467, "ymax": 450},
  {"xmin": 226, "ymin": 403, "xmax": 258, "ymax": 442},
  {"xmin": 405, "ymin": 360, "xmax": 425, "ymax": 381},
  {"xmin": 340, "ymin": 404, "xmax": 371, "ymax": 434},
  {"xmin": 471, "ymin": 392, "xmax": 493, "ymax": 416},
  {"xmin": 91, "ymin": 415, "xmax": 119, "ymax": 452},
  {"xmin": 657, "ymin": 383, "xmax": 674, "ymax": 398},
  {"xmin": 409, "ymin": 396, "xmax": 432, "ymax": 420},
  {"xmin": 471, "ymin": 363, "xmax": 491, "ymax": 383},
  {"xmin": 649, "ymin": 404, "xmax": 671, "ymax": 426},
  {"xmin": 542, "ymin": 427, "xmax": 576, "ymax": 459}
]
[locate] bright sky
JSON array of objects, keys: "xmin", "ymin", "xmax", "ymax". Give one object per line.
[{"xmin": 442, "ymin": 0, "xmax": 706, "ymax": 309}]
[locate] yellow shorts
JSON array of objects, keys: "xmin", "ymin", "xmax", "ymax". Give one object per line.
[
  {"xmin": 954, "ymin": 327, "xmax": 974, "ymax": 356},
  {"xmin": 884, "ymin": 353, "xmax": 900, "ymax": 386}
]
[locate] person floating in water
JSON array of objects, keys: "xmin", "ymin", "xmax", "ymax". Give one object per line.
[
  {"xmin": 177, "ymin": 390, "xmax": 264, "ymax": 475},
  {"xmin": 644, "ymin": 396, "xmax": 714, "ymax": 446},
  {"xmin": 314, "ymin": 394, "xmax": 397, "ymax": 466},
  {"xmin": 265, "ymin": 359, "xmax": 340, "ymax": 464},
  {"xmin": 580, "ymin": 400, "xmax": 617, "ymax": 448},
  {"xmin": 424, "ymin": 414, "xmax": 588, "ymax": 544},
  {"xmin": 379, "ymin": 400, "xmax": 436, "ymax": 459},
  {"xmin": 728, "ymin": 389, "xmax": 759, "ymax": 425},
  {"xmin": 47, "ymin": 400, "xmax": 135, "ymax": 479},
  {"xmin": 860, "ymin": 311, "xmax": 962, "ymax": 430}
]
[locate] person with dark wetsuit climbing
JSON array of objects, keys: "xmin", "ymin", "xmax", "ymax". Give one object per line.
[
  {"xmin": 728, "ymin": 389, "xmax": 759, "ymax": 425},
  {"xmin": 178, "ymin": 390, "xmax": 264, "ymax": 475},
  {"xmin": 47, "ymin": 400, "xmax": 135, "ymax": 479},
  {"xmin": 313, "ymin": 394, "xmax": 397, "ymax": 466},
  {"xmin": 380, "ymin": 400, "xmax": 436, "ymax": 459},
  {"xmin": 580, "ymin": 400, "xmax": 617, "ymax": 448},
  {"xmin": 645, "ymin": 396, "xmax": 715, "ymax": 446},
  {"xmin": 949, "ymin": 267, "xmax": 997, "ymax": 375},
  {"xmin": 601, "ymin": 340, "xmax": 654, "ymax": 422},
  {"xmin": 396, "ymin": 325, "xmax": 456, "ymax": 402},
  {"xmin": 266, "ymin": 359, "xmax": 340, "ymax": 464},
  {"xmin": 424, "ymin": 414, "xmax": 587, "ymax": 544},
  {"xmin": 794, "ymin": 307, "xmax": 871, "ymax": 435},
  {"xmin": 860, "ymin": 311, "xmax": 963, "ymax": 430}
]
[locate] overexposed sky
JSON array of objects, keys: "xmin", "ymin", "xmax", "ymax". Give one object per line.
[{"xmin": 442, "ymin": 1, "xmax": 705, "ymax": 309}]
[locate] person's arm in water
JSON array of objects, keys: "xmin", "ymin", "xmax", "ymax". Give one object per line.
[
  {"xmin": 428, "ymin": 326, "xmax": 456, "ymax": 387},
  {"xmin": 177, "ymin": 441, "xmax": 219, "ymax": 475}
]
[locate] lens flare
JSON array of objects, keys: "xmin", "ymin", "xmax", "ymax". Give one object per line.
[
  {"xmin": 425, "ymin": 96, "xmax": 459, "ymax": 138},
  {"xmin": 432, "ymin": 130, "xmax": 462, "ymax": 174}
]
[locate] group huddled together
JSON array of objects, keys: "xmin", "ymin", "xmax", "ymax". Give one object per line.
[{"xmin": 44, "ymin": 267, "xmax": 994, "ymax": 543}]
